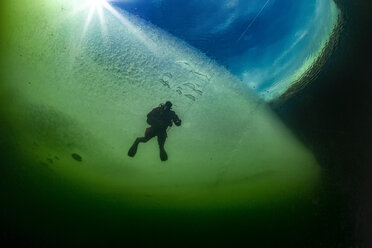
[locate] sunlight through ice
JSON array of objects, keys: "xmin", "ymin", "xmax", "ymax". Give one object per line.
[
  {"xmin": 74, "ymin": 0, "xmax": 157, "ymax": 53},
  {"xmin": 1, "ymin": 0, "xmax": 321, "ymax": 208}
]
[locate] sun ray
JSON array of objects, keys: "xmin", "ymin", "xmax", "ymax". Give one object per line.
[
  {"xmin": 67, "ymin": 0, "xmax": 158, "ymax": 68},
  {"xmin": 97, "ymin": 3, "xmax": 109, "ymax": 44},
  {"xmin": 80, "ymin": 4, "xmax": 96, "ymax": 44},
  {"xmin": 101, "ymin": 1, "xmax": 158, "ymax": 53},
  {"xmin": 69, "ymin": 1, "xmax": 99, "ymax": 72}
]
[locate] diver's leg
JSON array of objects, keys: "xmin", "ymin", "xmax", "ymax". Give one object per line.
[
  {"xmin": 128, "ymin": 128, "xmax": 155, "ymax": 157},
  {"xmin": 157, "ymin": 133, "xmax": 168, "ymax": 161},
  {"xmin": 138, "ymin": 127, "xmax": 156, "ymax": 143}
]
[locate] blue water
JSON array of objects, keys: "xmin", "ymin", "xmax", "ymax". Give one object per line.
[
  {"xmin": 116, "ymin": 0, "xmax": 301, "ymax": 62},
  {"xmin": 114, "ymin": 0, "xmax": 338, "ymax": 100}
]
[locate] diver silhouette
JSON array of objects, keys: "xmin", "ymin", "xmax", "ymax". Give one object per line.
[{"xmin": 128, "ymin": 101, "xmax": 182, "ymax": 161}]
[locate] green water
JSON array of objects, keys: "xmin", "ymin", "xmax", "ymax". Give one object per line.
[{"xmin": 0, "ymin": 0, "xmax": 324, "ymax": 246}]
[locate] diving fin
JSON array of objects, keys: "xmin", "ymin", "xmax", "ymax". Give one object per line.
[
  {"xmin": 160, "ymin": 148, "xmax": 168, "ymax": 161},
  {"xmin": 128, "ymin": 139, "xmax": 139, "ymax": 157}
]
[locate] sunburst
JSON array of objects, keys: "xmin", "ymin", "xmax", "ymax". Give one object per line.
[{"xmin": 73, "ymin": 0, "xmax": 156, "ymax": 52}]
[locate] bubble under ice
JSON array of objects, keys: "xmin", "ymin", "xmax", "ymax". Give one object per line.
[{"xmin": 1, "ymin": 0, "xmax": 319, "ymax": 208}]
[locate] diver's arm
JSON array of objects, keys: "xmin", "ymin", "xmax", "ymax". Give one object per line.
[{"xmin": 173, "ymin": 113, "xmax": 182, "ymax": 126}]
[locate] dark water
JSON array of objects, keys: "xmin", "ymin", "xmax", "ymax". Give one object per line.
[
  {"xmin": 273, "ymin": 0, "xmax": 372, "ymax": 247},
  {"xmin": 0, "ymin": 0, "xmax": 371, "ymax": 247}
]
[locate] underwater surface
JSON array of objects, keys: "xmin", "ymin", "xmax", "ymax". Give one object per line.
[
  {"xmin": 115, "ymin": 0, "xmax": 339, "ymax": 100},
  {"xmin": 2, "ymin": 0, "xmax": 366, "ymax": 247},
  {"xmin": 0, "ymin": 0, "xmax": 329, "ymax": 208}
]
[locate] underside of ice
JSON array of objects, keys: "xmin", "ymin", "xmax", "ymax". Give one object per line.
[{"xmin": 1, "ymin": 0, "xmax": 320, "ymax": 208}]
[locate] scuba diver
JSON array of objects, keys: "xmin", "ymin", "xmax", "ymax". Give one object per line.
[{"xmin": 128, "ymin": 101, "xmax": 182, "ymax": 161}]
